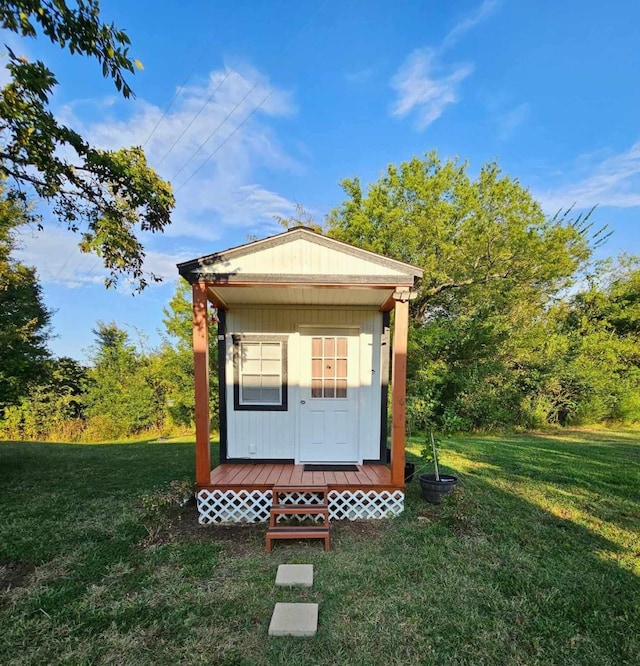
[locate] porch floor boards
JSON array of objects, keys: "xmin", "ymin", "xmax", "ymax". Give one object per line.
[{"xmin": 205, "ymin": 463, "xmax": 398, "ymax": 492}]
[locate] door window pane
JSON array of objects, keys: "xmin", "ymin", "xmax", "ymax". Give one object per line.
[
  {"xmin": 324, "ymin": 337, "xmax": 335, "ymax": 357},
  {"xmin": 312, "ymin": 337, "xmax": 322, "ymax": 356},
  {"xmin": 310, "ymin": 336, "xmax": 348, "ymax": 399}
]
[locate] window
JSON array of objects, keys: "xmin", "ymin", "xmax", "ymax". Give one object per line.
[
  {"xmin": 311, "ymin": 336, "xmax": 348, "ymax": 399},
  {"xmin": 233, "ymin": 335, "xmax": 288, "ymax": 411}
]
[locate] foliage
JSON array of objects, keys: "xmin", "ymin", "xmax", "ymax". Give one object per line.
[
  {"xmin": 418, "ymin": 431, "xmax": 442, "ymax": 478},
  {"xmin": 83, "ymin": 322, "xmax": 160, "ymax": 438},
  {"xmin": 0, "ymin": 356, "xmax": 87, "ymax": 440},
  {"xmin": 156, "ymin": 280, "xmax": 219, "ymax": 430},
  {"xmin": 274, "ymin": 202, "xmax": 324, "ymax": 233},
  {"xmin": 327, "ymin": 152, "xmax": 597, "ymax": 321},
  {"xmin": 0, "ymin": 190, "xmax": 51, "ymax": 411},
  {"xmin": 0, "ymin": 0, "xmax": 174, "ymax": 290},
  {"xmin": 139, "ymin": 478, "xmax": 194, "ymax": 539},
  {"xmin": 0, "ymin": 279, "xmax": 222, "ymax": 442},
  {"xmin": 328, "ymin": 152, "xmax": 638, "ymax": 429}
]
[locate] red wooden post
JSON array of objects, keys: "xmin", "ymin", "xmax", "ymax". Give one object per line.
[
  {"xmin": 192, "ymin": 282, "xmax": 210, "ymax": 486},
  {"xmin": 391, "ymin": 296, "xmax": 409, "ymax": 487}
]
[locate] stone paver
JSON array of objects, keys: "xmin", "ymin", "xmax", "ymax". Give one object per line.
[
  {"xmin": 275, "ymin": 564, "xmax": 314, "ymax": 587},
  {"xmin": 268, "ymin": 603, "xmax": 318, "ymax": 637}
]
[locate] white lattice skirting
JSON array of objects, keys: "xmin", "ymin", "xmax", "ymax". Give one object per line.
[{"xmin": 196, "ymin": 489, "xmax": 405, "ymax": 524}]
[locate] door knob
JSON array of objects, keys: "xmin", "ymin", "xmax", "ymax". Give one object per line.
[{"xmin": 300, "ymin": 400, "xmax": 306, "ymax": 404}]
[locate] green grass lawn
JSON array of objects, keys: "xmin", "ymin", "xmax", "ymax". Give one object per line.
[{"xmin": 0, "ymin": 430, "xmax": 638, "ymax": 665}]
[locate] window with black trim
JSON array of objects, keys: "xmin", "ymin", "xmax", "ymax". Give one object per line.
[{"xmin": 233, "ymin": 335, "xmax": 288, "ymax": 411}]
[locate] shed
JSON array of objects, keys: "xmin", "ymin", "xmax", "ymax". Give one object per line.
[{"xmin": 177, "ymin": 227, "xmax": 423, "ymax": 524}]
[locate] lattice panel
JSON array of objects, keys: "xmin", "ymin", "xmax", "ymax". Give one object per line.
[
  {"xmin": 328, "ymin": 490, "xmax": 405, "ymax": 520},
  {"xmin": 197, "ymin": 489, "xmax": 272, "ymax": 524},
  {"xmin": 197, "ymin": 489, "xmax": 405, "ymax": 524},
  {"xmin": 275, "ymin": 491, "xmax": 325, "ymax": 523}
]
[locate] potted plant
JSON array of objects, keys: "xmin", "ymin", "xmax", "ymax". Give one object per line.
[{"xmin": 418, "ymin": 431, "xmax": 457, "ymax": 503}]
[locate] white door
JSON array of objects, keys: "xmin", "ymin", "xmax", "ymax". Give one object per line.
[{"xmin": 298, "ymin": 330, "xmax": 359, "ymax": 463}]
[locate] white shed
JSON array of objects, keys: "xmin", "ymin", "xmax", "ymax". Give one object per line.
[{"xmin": 177, "ymin": 227, "xmax": 423, "ymax": 529}]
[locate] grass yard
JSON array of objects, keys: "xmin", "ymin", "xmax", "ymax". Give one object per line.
[{"xmin": 0, "ymin": 430, "xmax": 638, "ymax": 665}]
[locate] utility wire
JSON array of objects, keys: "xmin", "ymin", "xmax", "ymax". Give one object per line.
[
  {"xmin": 141, "ymin": 36, "xmax": 219, "ymax": 149},
  {"xmin": 52, "ymin": 247, "xmax": 76, "ymax": 282},
  {"xmin": 65, "ymin": 2, "xmax": 327, "ymax": 285},
  {"xmin": 175, "ymin": 90, "xmax": 274, "ymax": 194},
  {"xmin": 169, "ymin": 75, "xmax": 264, "ymax": 182},
  {"xmin": 155, "ymin": 69, "xmax": 234, "ymax": 167},
  {"xmin": 172, "ymin": 0, "xmax": 330, "ymax": 194}
]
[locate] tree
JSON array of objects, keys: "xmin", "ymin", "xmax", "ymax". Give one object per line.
[
  {"xmin": 0, "ymin": 357, "xmax": 87, "ymax": 440},
  {"xmin": 156, "ymin": 280, "xmax": 219, "ymax": 429},
  {"xmin": 327, "ymin": 152, "xmax": 596, "ymax": 322},
  {"xmin": 83, "ymin": 322, "xmax": 158, "ymax": 436},
  {"xmin": 0, "ymin": 1, "xmax": 174, "ymax": 290},
  {"xmin": 0, "ymin": 190, "xmax": 51, "ymax": 411},
  {"xmin": 327, "ymin": 152, "xmax": 604, "ymax": 429},
  {"xmin": 541, "ymin": 255, "xmax": 640, "ymax": 424},
  {"xmin": 274, "ymin": 202, "xmax": 323, "ymax": 234}
]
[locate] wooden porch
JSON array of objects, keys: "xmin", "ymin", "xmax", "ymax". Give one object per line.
[{"xmin": 202, "ymin": 462, "xmax": 398, "ymax": 492}]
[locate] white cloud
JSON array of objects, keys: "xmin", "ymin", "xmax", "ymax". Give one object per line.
[
  {"xmin": 14, "ymin": 226, "xmax": 191, "ymax": 288},
  {"xmin": 390, "ymin": 0, "xmax": 498, "ymax": 130},
  {"xmin": 534, "ymin": 141, "xmax": 640, "ymax": 211},
  {"xmin": 15, "ymin": 226, "xmax": 107, "ymax": 288},
  {"xmin": 391, "ymin": 49, "xmax": 473, "ymax": 129},
  {"xmin": 497, "ymin": 102, "xmax": 530, "ymax": 141},
  {"xmin": 56, "ymin": 63, "xmax": 299, "ymax": 236},
  {"xmin": 0, "ymin": 30, "xmax": 31, "ymax": 87},
  {"xmin": 17, "ymin": 62, "xmax": 300, "ymax": 284},
  {"xmin": 441, "ymin": 0, "xmax": 500, "ymax": 51}
]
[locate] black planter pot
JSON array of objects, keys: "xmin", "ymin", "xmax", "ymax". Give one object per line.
[
  {"xmin": 418, "ymin": 474, "xmax": 458, "ymax": 504},
  {"xmin": 404, "ymin": 462, "xmax": 416, "ymax": 483}
]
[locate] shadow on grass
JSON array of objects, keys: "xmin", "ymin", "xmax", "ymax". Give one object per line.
[{"xmin": 437, "ymin": 433, "xmax": 638, "ymax": 516}]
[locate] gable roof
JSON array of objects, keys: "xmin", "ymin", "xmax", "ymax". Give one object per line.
[{"xmin": 177, "ymin": 227, "xmax": 423, "ymax": 285}]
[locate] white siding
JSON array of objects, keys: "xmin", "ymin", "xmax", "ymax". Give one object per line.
[
  {"xmin": 225, "ymin": 307, "xmax": 383, "ymax": 462},
  {"xmin": 209, "ymin": 237, "xmax": 409, "ymax": 277}
]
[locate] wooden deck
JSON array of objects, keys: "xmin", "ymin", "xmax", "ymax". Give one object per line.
[{"xmin": 204, "ymin": 463, "xmax": 398, "ymax": 492}]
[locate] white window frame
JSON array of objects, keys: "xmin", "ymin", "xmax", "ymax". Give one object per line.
[{"xmin": 232, "ymin": 335, "xmax": 288, "ymax": 411}]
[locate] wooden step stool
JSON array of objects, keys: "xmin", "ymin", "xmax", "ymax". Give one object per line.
[{"xmin": 265, "ymin": 485, "xmax": 331, "ymax": 553}]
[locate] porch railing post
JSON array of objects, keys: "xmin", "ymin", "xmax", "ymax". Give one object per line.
[
  {"xmin": 192, "ymin": 282, "xmax": 211, "ymax": 486},
  {"xmin": 390, "ymin": 295, "xmax": 409, "ymax": 487}
]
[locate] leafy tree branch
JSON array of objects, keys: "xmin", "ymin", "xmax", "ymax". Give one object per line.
[{"xmin": 0, "ymin": 0, "xmax": 174, "ymax": 291}]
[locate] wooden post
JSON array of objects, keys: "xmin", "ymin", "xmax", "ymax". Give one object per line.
[
  {"xmin": 390, "ymin": 296, "xmax": 409, "ymax": 487},
  {"xmin": 192, "ymin": 282, "xmax": 210, "ymax": 486}
]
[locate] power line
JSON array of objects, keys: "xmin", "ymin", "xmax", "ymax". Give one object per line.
[
  {"xmin": 155, "ymin": 69, "xmax": 234, "ymax": 167},
  {"xmin": 171, "ymin": 1, "xmax": 330, "ymax": 195},
  {"xmin": 141, "ymin": 36, "xmax": 219, "ymax": 149},
  {"xmin": 52, "ymin": 247, "xmax": 76, "ymax": 282},
  {"xmin": 169, "ymin": 75, "xmax": 264, "ymax": 182},
  {"xmin": 158, "ymin": 1, "xmax": 330, "ymax": 185},
  {"xmin": 175, "ymin": 90, "xmax": 274, "ymax": 194}
]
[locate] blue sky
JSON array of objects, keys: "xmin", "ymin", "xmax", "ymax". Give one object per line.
[{"xmin": 5, "ymin": 0, "xmax": 640, "ymax": 360}]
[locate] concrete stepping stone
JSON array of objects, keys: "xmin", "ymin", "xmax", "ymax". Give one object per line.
[
  {"xmin": 268, "ymin": 602, "xmax": 318, "ymax": 637},
  {"xmin": 275, "ymin": 564, "xmax": 313, "ymax": 587}
]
